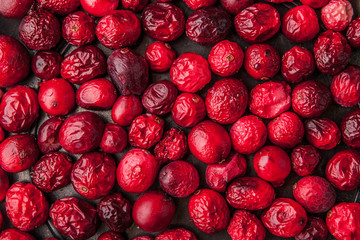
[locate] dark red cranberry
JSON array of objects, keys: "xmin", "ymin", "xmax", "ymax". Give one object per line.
[
  {"xmin": 111, "ymin": 95, "xmax": 143, "ymax": 126},
  {"xmin": 264, "ymin": 0, "xmax": 293, "ymax": 2},
  {"xmin": 300, "ymin": 0, "xmax": 329, "ymax": 8},
  {"xmin": 98, "ymin": 232, "xmax": 125, "ymax": 240},
  {"xmin": 183, "ymin": 0, "xmax": 216, "ymax": 10},
  {"xmin": 122, "ymin": 0, "xmax": 148, "ymax": 12},
  {"xmin": 156, "ymin": 228, "xmax": 197, "ymax": 240},
  {"xmin": 0, "ymin": 229, "xmax": 36, "ymax": 240},
  {"xmin": 32, "ymin": 50, "xmax": 62, "ymax": 79},
  {"xmin": 291, "ymin": 145, "xmax": 321, "ymax": 176},
  {"xmin": 100, "ymin": 123, "xmax": 127, "ymax": 153},
  {"xmin": 305, "ymin": 118, "xmax": 341, "ymax": 150},
  {"xmin": 154, "ymin": 128, "xmax": 187, "ymax": 164},
  {"xmin": 0, "ymin": 168, "xmax": 8, "ymax": 201},
  {"xmin": 321, "ymin": 0, "xmax": 353, "ymax": 32},
  {"xmin": 36, "ymin": 0, "xmax": 80, "ymax": 15},
  {"xmin": 145, "ymin": 42, "xmax": 176, "ymax": 72},
  {"xmin": 133, "ymin": 237, "xmax": 154, "ymax": 240},
  {"xmin": 0, "ymin": 0, "xmax": 33, "ymax": 18},
  {"xmin": 37, "ymin": 117, "xmax": 63, "ymax": 154},
  {"xmin": 295, "ymin": 216, "xmax": 328, "ymax": 240},
  {"xmin": 220, "ymin": 0, "xmax": 253, "ymax": 15},
  {"xmin": 62, "ymin": 11, "xmax": 96, "ymax": 46},
  {"xmin": 80, "ymin": 0, "xmax": 119, "ymax": 17},
  {"xmin": 347, "ymin": 17, "xmax": 360, "ymax": 48},
  {"xmin": 227, "ymin": 210, "xmax": 266, "ymax": 240},
  {"xmin": 341, "ymin": 109, "xmax": 360, "ymax": 148}
]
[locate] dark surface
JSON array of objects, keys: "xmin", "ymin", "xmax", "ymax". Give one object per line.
[{"xmin": 0, "ymin": 0, "xmax": 360, "ymax": 239}]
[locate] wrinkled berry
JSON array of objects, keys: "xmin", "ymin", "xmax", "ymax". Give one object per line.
[
  {"xmin": 305, "ymin": 118, "xmax": 341, "ymax": 150},
  {"xmin": 100, "ymin": 123, "xmax": 127, "ymax": 153},
  {"xmin": 62, "ymin": 11, "xmax": 96, "ymax": 46},
  {"xmin": 220, "ymin": 0, "xmax": 253, "ymax": 15},
  {"xmin": 122, "ymin": 0, "xmax": 148, "ymax": 12},
  {"xmin": 145, "ymin": 42, "xmax": 176, "ymax": 72},
  {"xmin": 111, "ymin": 95, "xmax": 143, "ymax": 126},
  {"xmin": 98, "ymin": 232, "xmax": 125, "ymax": 240},
  {"xmin": 0, "ymin": 229, "xmax": 36, "ymax": 240},
  {"xmin": 156, "ymin": 228, "xmax": 197, "ymax": 240},
  {"xmin": 154, "ymin": 128, "xmax": 187, "ymax": 164},
  {"xmin": 36, "ymin": 0, "xmax": 80, "ymax": 15},
  {"xmin": 227, "ymin": 210, "xmax": 266, "ymax": 240},
  {"xmin": 295, "ymin": 216, "xmax": 328, "ymax": 240},
  {"xmin": 32, "ymin": 50, "xmax": 62, "ymax": 80},
  {"xmin": 321, "ymin": 0, "xmax": 353, "ymax": 32},
  {"xmin": 80, "ymin": 0, "xmax": 119, "ymax": 17},
  {"xmin": 0, "ymin": 168, "xmax": 8, "ymax": 201},
  {"xmin": 37, "ymin": 117, "xmax": 63, "ymax": 154},
  {"xmin": 300, "ymin": 0, "xmax": 329, "ymax": 8},
  {"xmin": 347, "ymin": 17, "xmax": 360, "ymax": 48},
  {"xmin": 341, "ymin": 109, "xmax": 360, "ymax": 148},
  {"xmin": 0, "ymin": 0, "xmax": 33, "ymax": 18},
  {"xmin": 183, "ymin": 0, "xmax": 216, "ymax": 10},
  {"xmin": 291, "ymin": 145, "xmax": 321, "ymax": 176}
]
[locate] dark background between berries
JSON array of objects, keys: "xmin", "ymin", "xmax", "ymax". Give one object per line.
[{"xmin": 1, "ymin": 0, "xmax": 360, "ymax": 239}]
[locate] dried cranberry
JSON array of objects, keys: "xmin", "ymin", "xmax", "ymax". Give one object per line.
[
  {"xmin": 80, "ymin": 0, "xmax": 119, "ymax": 17},
  {"xmin": 62, "ymin": 11, "xmax": 96, "ymax": 46},
  {"xmin": 111, "ymin": 95, "xmax": 143, "ymax": 126},
  {"xmin": 50, "ymin": 197, "xmax": 98, "ymax": 240},
  {"xmin": 305, "ymin": 118, "xmax": 341, "ymax": 150},
  {"xmin": 227, "ymin": 210, "xmax": 266, "ymax": 240},
  {"xmin": 300, "ymin": 0, "xmax": 329, "ymax": 8},
  {"xmin": 36, "ymin": 0, "xmax": 80, "ymax": 15},
  {"xmin": 183, "ymin": 0, "xmax": 216, "ymax": 10},
  {"xmin": 32, "ymin": 50, "xmax": 62, "ymax": 80},
  {"xmin": 341, "ymin": 109, "xmax": 360, "ymax": 148},
  {"xmin": 61, "ymin": 45, "xmax": 106, "ymax": 84},
  {"xmin": 37, "ymin": 117, "xmax": 63, "ymax": 154},
  {"xmin": 321, "ymin": 0, "xmax": 353, "ymax": 32},
  {"xmin": 156, "ymin": 228, "xmax": 197, "ymax": 240},
  {"xmin": 220, "ymin": 0, "xmax": 253, "ymax": 15},
  {"xmin": 97, "ymin": 193, "xmax": 132, "ymax": 232},
  {"xmin": 98, "ymin": 232, "xmax": 125, "ymax": 240},
  {"xmin": 326, "ymin": 149, "xmax": 360, "ymax": 191},
  {"xmin": 154, "ymin": 128, "xmax": 187, "ymax": 164},
  {"xmin": 122, "ymin": 0, "xmax": 148, "ymax": 11},
  {"xmin": 100, "ymin": 123, "xmax": 127, "ymax": 153},
  {"xmin": 145, "ymin": 42, "xmax": 176, "ymax": 72},
  {"xmin": 142, "ymin": 3, "xmax": 185, "ymax": 42},
  {"xmin": 6, "ymin": 182, "xmax": 49, "ymax": 231},
  {"xmin": 261, "ymin": 198, "xmax": 308, "ymax": 237},
  {"xmin": 234, "ymin": 3, "xmax": 281, "ymax": 43},
  {"xmin": 291, "ymin": 145, "xmax": 321, "ymax": 176},
  {"xmin": 133, "ymin": 237, "xmax": 153, "ymax": 240},
  {"xmin": 132, "ymin": 190, "xmax": 175, "ymax": 232},
  {"xmin": 117, "ymin": 148, "xmax": 158, "ymax": 193},
  {"xmin": 0, "ymin": 0, "xmax": 33, "ymax": 18},
  {"xmin": 188, "ymin": 189, "xmax": 230, "ymax": 234},
  {"xmin": 347, "ymin": 17, "xmax": 360, "ymax": 48},
  {"xmin": 0, "ymin": 229, "xmax": 36, "ymax": 240},
  {"xmin": 0, "ymin": 168, "xmax": 8, "ymax": 201},
  {"xmin": 295, "ymin": 216, "xmax": 328, "ymax": 240}
]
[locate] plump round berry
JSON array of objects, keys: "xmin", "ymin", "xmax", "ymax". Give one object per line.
[
  {"xmin": 37, "ymin": 117, "xmax": 63, "ymax": 154},
  {"xmin": 295, "ymin": 216, "xmax": 328, "ymax": 240},
  {"xmin": 183, "ymin": 0, "xmax": 216, "ymax": 10},
  {"xmin": 111, "ymin": 95, "xmax": 143, "ymax": 126},
  {"xmin": 305, "ymin": 118, "xmax": 341, "ymax": 150},
  {"xmin": 321, "ymin": 0, "xmax": 353, "ymax": 32},
  {"xmin": 145, "ymin": 42, "xmax": 176, "ymax": 72},
  {"xmin": 291, "ymin": 145, "xmax": 321, "ymax": 176},
  {"xmin": 80, "ymin": 0, "xmax": 119, "ymax": 17},
  {"xmin": 220, "ymin": 0, "xmax": 253, "ymax": 15},
  {"xmin": 341, "ymin": 109, "xmax": 360, "ymax": 148},
  {"xmin": 100, "ymin": 123, "xmax": 127, "ymax": 154},
  {"xmin": 62, "ymin": 11, "xmax": 96, "ymax": 46},
  {"xmin": 36, "ymin": 0, "xmax": 80, "ymax": 15},
  {"xmin": 0, "ymin": 0, "xmax": 33, "ymax": 18},
  {"xmin": 0, "ymin": 229, "xmax": 36, "ymax": 240},
  {"xmin": 98, "ymin": 232, "xmax": 125, "ymax": 240},
  {"xmin": 0, "ymin": 168, "xmax": 9, "ymax": 201},
  {"xmin": 347, "ymin": 17, "xmax": 360, "ymax": 48},
  {"xmin": 32, "ymin": 50, "xmax": 62, "ymax": 80},
  {"xmin": 227, "ymin": 210, "xmax": 266, "ymax": 240},
  {"xmin": 300, "ymin": 0, "xmax": 329, "ymax": 8},
  {"xmin": 155, "ymin": 228, "xmax": 197, "ymax": 240}
]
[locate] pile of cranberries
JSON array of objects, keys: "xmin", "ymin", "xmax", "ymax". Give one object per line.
[{"xmin": 0, "ymin": 0, "xmax": 360, "ymax": 239}]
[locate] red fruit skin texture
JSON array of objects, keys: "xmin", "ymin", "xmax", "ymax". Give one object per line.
[
  {"xmin": 206, "ymin": 152, "xmax": 247, "ymax": 192},
  {"xmin": 98, "ymin": 232, "xmax": 125, "ymax": 240},
  {"xmin": 62, "ymin": 11, "xmax": 96, "ymax": 46},
  {"xmin": 159, "ymin": 160, "xmax": 199, "ymax": 198},
  {"xmin": 0, "ymin": 85, "xmax": 39, "ymax": 133},
  {"xmin": 220, "ymin": 0, "xmax": 253, "ymax": 15},
  {"xmin": 0, "ymin": 0, "xmax": 33, "ymax": 18},
  {"xmin": 117, "ymin": 148, "xmax": 159, "ymax": 193},
  {"xmin": 0, "ymin": 134, "xmax": 39, "ymax": 173},
  {"xmin": 170, "ymin": 53, "xmax": 211, "ymax": 93},
  {"xmin": 19, "ymin": 10, "xmax": 61, "ymax": 50},
  {"xmin": 100, "ymin": 123, "xmax": 127, "ymax": 153},
  {"xmin": 0, "ymin": 35, "xmax": 30, "ymax": 87},
  {"xmin": 341, "ymin": 109, "xmax": 360, "ymax": 148},
  {"xmin": 111, "ymin": 95, "xmax": 143, "ymax": 126},
  {"xmin": 305, "ymin": 118, "xmax": 341, "ymax": 150},
  {"xmin": 234, "ymin": 3, "xmax": 281, "ymax": 43},
  {"xmin": 300, "ymin": 0, "xmax": 329, "ymax": 8},
  {"xmin": 264, "ymin": 0, "xmax": 293, "ymax": 2},
  {"xmin": 183, "ymin": 0, "xmax": 216, "ymax": 10},
  {"xmin": 295, "ymin": 216, "xmax": 328, "ymax": 240},
  {"xmin": 32, "ymin": 50, "xmax": 62, "ymax": 79},
  {"xmin": 97, "ymin": 193, "xmax": 132, "ymax": 232},
  {"xmin": 61, "ymin": 45, "xmax": 106, "ymax": 84},
  {"xmin": 80, "ymin": 0, "xmax": 119, "ymax": 17},
  {"xmin": 227, "ymin": 210, "xmax": 266, "ymax": 240},
  {"xmin": 122, "ymin": 0, "xmax": 148, "ymax": 12},
  {"xmin": 291, "ymin": 145, "xmax": 321, "ymax": 176},
  {"xmin": 71, "ymin": 152, "xmax": 116, "ymax": 200},
  {"xmin": 145, "ymin": 42, "xmax": 176, "ymax": 72},
  {"xmin": 6, "ymin": 182, "xmax": 49, "ymax": 231},
  {"xmin": 155, "ymin": 228, "xmax": 197, "ymax": 240},
  {"xmin": 59, "ymin": 111, "xmax": 105, "ymax": 154},
  {"xmin": 314, "ymin": 30, "xmax": 351, "ymax": 75},
  {"xmin": 230, "ymin": 115, "xmax": 267, "ymax": 155},
  {"xmin": 347, "ymin": 17, "xmax": 360, "ymax": 48},
  {"xmin": 188, "ymin": 120, "xmax": 231, "ymax": 164},
  {"xmin": 133, "ymin": 237, "xmax": 154, "ymax": 240},
  {"xmin": 188, "ymin": 189, "xmax": 230, "ymax": 234},
  {"xmin": 292, "ymin": 80, "xmax": 332, "ymax": 118},
  {"xmin": 0, "ymin": 168, "xmax": 8, "ymax": 201},
  {"xmin": 326, "ymin": 149, "xmax": 360, "ymax": 191},
  {"xmin": 226, "ymin": 177, "xmax": 275, "ymax": 210},
  {"xmin": 50, "ymin": 197, "xmax": 98, "ymax": 240},
  {"xmin": 37, "ymin": 117, "xmax": 63, "ymax": 154},
  {"xmin": 321, "ymin": 0, "xmax": 353, "ymax": 32},
  {"xmin": 132, "ymin": 190, "xmax": 175, "ymax": 232},
  {"xmin": 0, "ymin": 229, "xmax": 36, "ymax": 240},
  {"xmin": 142, "ymin": 3, "xmax": 185, "ymax": 42},
  {"xmin": 331, "ymin": 65, "xmax": 360, "ymax": 107},
  {"xmin": 36, "ymin": 0, "xmax": 80, "ymax": 15},
  {"xmin": 76, "ymin": 78, "xmax": 117, "ymax": 110}
]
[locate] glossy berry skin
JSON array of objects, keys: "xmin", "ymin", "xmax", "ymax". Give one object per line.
[
  {"xmin": 154, "ymin": 128, "xmax": 187, "ymax": 164},
  {"xmin": 111, "ymin": 95, "xmax": 143, "ymax": 126},
  {"xmin": 36, "ymin": 0, "xmax": 80, "ymax": 15},
  {"xmin": 145, "ymin": 42, "xmax": 176, "ymax": 72},
  {"xmin": 6, "ymin": 182, "xmax": 49, "ymax": 231},
  {"xmin": 132, "ymin": 190, "xmax": 175, "ymax": 232},
  {"xmin": 80, "ymin": 0, "xmax": 119, "ymax": 17},
  {"xmin": 291, "ymin": 145, "xmax": 321, "ymax": 177},
  {"xmin": 321, "ymin": 0, "xmax": 353, "ymax": 32},
  {"xmin": 59, "ymin": 111, "xmax": 105, "ymax": 154},
  {"xmin": 326, "ymin": 149, "xmax": 360, "ymax": 191},
  {"xmin": 100, "ymin": 123, "xmax": 127, "ymax": 153},
  {"xmin": 341, "ymin": 109, "xmax": 360, "ymax": 148},
  {"xmin": 0, "ymin": 229, "xmax": 36, "ymax": 240},
  {"xmin": 62, "ymin": 11, "xmax": 96, "ymax": 46},
  {"xmin": 98, "ymin": 232, "xmax": 125, "ymax": 240},
  {"xmin": 206, "ymin": 152, "xmax": 247, "ymax": 192},
  {"xmin": 32, "ymin": 50, "xmax": 62, "ymax": 79},
  {"xmin": 220, "ymin": 0, "xmax": 253, "ymax": 15},
  {"xmin": 71, "ymin": 152, "xmax": 116, "ymax": 200},
  {"xmin": 142, "ymin": 3, "xmax": 185, "ymax": 42},
  {"xmin": 183, "ymin": 0, "xmax": 216, "ymax": 10},
  {"xmin": 300, "ymin": 0, "xmax": 329, "ymax": 8},
  {"xmin": 295, "ymin": 216, "xmax": 328, "ymax": 240},
  {"xmin": 235, "ymin": 3, "xmax": 280, "ymax": 43},
  {"xmin": 305, "ymin": 118, "xmax": 341, "ymax": 150},
  {"xmin": 227, "ymin": 210, "xmax": 266, "ymax": 240},
  {"xmin": 188, "ymin": 189, "xmax": 230, "ymax": 234},
  {"xmin": 0, "ymin": 168, "xmax": 8, "ymax": 201},
  {"xmin": 50, "ymin": 197, "xmax": 98, "ymax": 240},
  {"xmin": 0, "ymin": 134, "xmax": 39, "ymax": 173},
  {"xmin": 347, "ymin": 17, "xmax": 360, "ymax": 48},
  {"xmin": 0, "ymin": 0, "xmax": 33, "ymax": 18},
  {"xmin": 97, "ymin": 193, "xmax": 132, "ymax": 232},
  {"xmin": 117, "ymin": 149, "xmax": 158, "ymax": 193},
  {"xmin": 37, "ymin": 117, "xmax": 63, "ymax": 154},
  {"xmin": 122, "ymin": 0, "xmax": 148, "ymax": 12},
  {"xmin": 156, "ymin": 228, "xmax": 197, "ymax": 240}
]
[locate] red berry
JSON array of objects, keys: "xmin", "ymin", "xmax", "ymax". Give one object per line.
[
  {"xmin": 145, "ymin": 42, "xmax": 176, "ymax": 72},
  {"xmin": 305, "ymin": 118, "xmax": 341, "ymax": 150},
  {"xmin": 62, "ymin": 11, "xmax": 96, "ymax": 46},
  {"xmin": 300, "ymin": 0, "xmax": 329, "ymax": 8},
  {"xmin": 291, "ymin": 145, "xmax": 321, "ymax": 176},
  {"xmin": 98, "ymin": 232, "xmax": 125, "ymax": 240},
  {"xmin": 220, "ymin": 0, "xmax": 253, "ymax": 15},
  {"xmin": 133, "ymin": 237, "xmax": 153, "ymax": 240},
  {"xmin": 341, "ymin": 109, "xmax": 360, "ymax": 148},
  {"xmin": 295, "ymin": 216, "xmax": 328, "ymax": 240},
  {"xmin": 80, "ymin": 0, "xmax": 119, "ymax": 17},
  {"xmin": 321, "ymin": 0, "xmax": 353, "ymax": 32},
  {"xmin": 37, "ymin": 117, "xmax": 63, "ymax": 154},
  {"xmin": 0, "ymin": 168, "xmax": 8, "ymax": 201},
  {"xmin": 347, "ymin": 17, "xmax": 360, "ymax": 48},
  {"xmin": 264, "ymin": 0, "xmax": 293, "ymax": 2},
  {"xmin": 0, "ymin": 229, "xmax": 36, "ymax": 240},
  {"xmin": 0, "ymin": 0, "xmax": 33, "ymax": 18},
  {"xmin": 156, "ymin": 228, "xmax": 197, "ymax": 240},
  {"xmin": 227, "ymin": 210, "xmax": 266, "ymax": 240},
  {"xmin": 32, "ymin": 50, "xmax": 62, "ymax": 80},
  {"xmin": 36, "ymin": 0, "xmax": 80, "ymax": 15},
  {"xmin": 100, "ymin": 123, "xmax": 127, "ymax": 154},
  {"xmin": 122, "ymin": 0, "xmax": 148, "ymax": 12},
  {"xmin": 111, "ymin": 95, "xmax": 143, "ymax": 126},
  {"xmin": 183, "ymin": 0, "xmax": 216, "ymax": 10}
]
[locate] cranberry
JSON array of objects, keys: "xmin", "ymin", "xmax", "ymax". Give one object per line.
[
  {"xmin": 62, "ymin": 11, "xmax": 96, "ymax": 46},
  {"xmin": 0, "ymin": 168, "xmax": 8, "ymax": 201},
  {"xmin": 154, "ymin": 128, "xmax": 187, "ymax": 164},
  {"xmin": 132, "ymin": 190, "xmax": 175, "ymax": 232},
  {"xmin": 133, "ymin": 237, "xmax": 153, "ymax": 240},
  {"xmin": 0, "ymin": 35, "xmax": 30, "ymax": 87},
  {"xmin": 341, "ymin": 109, "xmax": 360, "ymax": 148},
  {"xmin": 50, "ymin": 197, "xmax": 98, "ymax": 240},
  {"xmin": 32, "ymin": 50, "xmax": 62, "ymax": 79},
  {"xmin": 171, "ymin": 93, "xmax": 206, "ymax": 128},
  {"xmin": 230, "ymin": 115, "xmax": 267, "ymax": 155},
  {"xmin": 305, "ymin": 118, "xmax": 341, "ymax": 150},
  {"xmin": 295, "ymin": 216, "xmax": 328, "ymax": 240},
  {"xmin": 111, "ymin": 95, "xmax": 143, "ymax": 126},
  {"xmin": 117, "ymin": 148, "xmax": 158, "ymax": 193},
  {"xmin": 142, "ymin": 3, "xmax": 185, "ymax": 42},
  {"xmin": 227, "ymin": 210, "xmax": 266, "ymax": 240},
  {"xmin": 76, "ymin": 78, "xmax": 117, "ymax": 110},
  {"xmin": 321, "ymin": 0, "xmax": 353, "ymax": 32},
  {"xmin": 292, "ymin": 80, "xmax": 332, "ymax": 118},
  {"xmin": 220, "ymin": 0, "xmax": 253, "ymax": 15},
  {"xmin": 291, "ymin": 145, "xmax": 321, "ymax": 176},
  {"xmin": 156, "ymin": 228, "xmax": 196, "ymax": 240},
  {"xmin": 100, "ymin": 123, "xmax": 127, "ymax": 153},
  {"xmin": 107, "ymin": 48, "xmax": 149, "ymax": 95},
  {"xmin": 300, "ymin": 0, "xmax": 329, "ymax": 8},
  {"xmin": 59, "ymin": 111, "xmax": 105, "ymax": 154},
  {"xmin": 183, "ymin": 0, "xmax": 216, "ymax": 10},
  {"xmin": 37, "ymin": 117, "xmax": 63, "ymax": 154},
  {"xmin": 326, "ymin": 149, "xmax": 360, "ymax": 191},
  {"xmin": 61, "ymin": 45, "xmax": 106, "ymax": 84},
  {"xmin": 0, "ymin": 229, "xmax": 36, "ymax": 240},
  {"xmin": 80, "ymin": 0, "xmax": 119, "ymax": 17},
  {"xmin": 0, "ymin": 0, "xmax": 33, "ymax": 18},
  {"xmin": 98, "ymin": 232, "xmax": 125, "ymax": 240},
  {"xmin": 264, "ymin": 0, "xmax": 293, "ymax": 2},
  {"xmin": 97, "ymin": 193, "xmax": 132, "ymax": 232},
  {"xmin": 188, "ymin": 189, "xmax": 230, "ymax": 234},
  {"xmin": 206, "ymin": 152, "xmax": 247, "ymax": 192},
  {"xmin": 145, "ymin": 42, "xmax": 176, "ymax": 72},
  {"xmin": 19, "ymin": 9, "xmax": 60, "ymax": 50},
  {"xmin": 314, "ymin": 30, "xmax": 351, "ymax": 75},
  {"xmin": 36, "ymin": 0, "xmax": 80, "ymax": 15},
  {"xmin": 170, "ymin": 53, "xmax": 211, "ymax": 93},
  {"xmin": 122, "ymin": 0, "xmax": 147, "ymax": 12},
  {"xmin": 234, "ymin": 3, "xmax": 281, "ymax": 43},
  {"xmin": 6, "ymin": 182, "xmax": 49, "ymax": 231},
  {"xmin": 347, "ymin": 17, "xmax": 360, "ymax": 48}
]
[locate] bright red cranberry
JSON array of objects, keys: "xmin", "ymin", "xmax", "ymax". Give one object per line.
[
  {"xmin": 6, "ymin": 182, "xmax": 49, "ymax": 231},
  {"xmin": 183, "ymin": 0, "xmax": 216, "ymax": 10},
  {"xmin": 326, "ymin": 149, "xmax": 360, "ymax": 191},
  {"xmin": 100, "ymin": 123, "xmax": 127, "ymax": 153},
  {"xmin": 0, "ymin": 229, "xmax": 36, "ymax": 240},
  {"xmin": 291, "ymin": 145, "xmax": 321, "ymax": 176},
  {"xmin": 117, "ymin": 149, "xmax": 158, "ymax": 193},
  {"xmin": 133, "ymin": 190, "xmax": 175, "ymax": 232},
  {"xmin": 50, "ymin": 197, "xmax": 98, "ymax": 240},
  {"xmin": 170, "ymin": 53, "xmax": 211, "ymax": 93},
  {"xmin": 142, "ymin": 3, "xmax": 185, "ymax": 42},
  {"xmin": 0, "ymin": 168, "xmax": 8, "ymax": 201},
  {"xmin": 156, "ymin": 228, "xmax": 197, "ymax": 240},
  {"xmin": 0, "ymin": 0, "xmax": 33, "ymax": 18},
  {"xmin": 37, "ymin": 117, "xmax": 63, "ymax": 154},
  {"xmin": 262, "ymin": 198, "xmax": 307, "ymax": 237},
  {"xmin": 341, "ymin": 109, "xmax": 360, "ymax": 148},
  {"xmin": 36, "ymin": 0, "xmax": 80, "ymax": 15},
  {"xmin": 300, "ymin": 0, "xmax": 329, "ymax": 8},
  {"xmin": 220, "ymin": 0, "xmax": 253, "ymax": 15},
  {"xmin": 234, "ymin": 3, "xmax": 281, "ymax": 43},
  {"xmin": 62, "ymin": 11, "xmax": 96, "ymax": 46},
  {"xmin": 80, "ymin": 0, "xmax": 119, "ymax": 17},
  {"xmin": 347, "ymin": 17, "xmax": 360, "ymax": 48},
  {"xmin": 321, "ymin": 0, "xmax": 353, "ymax": 32},
  {"xmin": 227, "ymin": 210, "xmax": 266, "ymax": 240},
  {"xmin": 122, "ymin": 0, "xmax": 148, "ymax": 12},
  {"xmin": 133, "ymin": 237, "xmax": 153, "ymax": 240},
  {"xmin": 295, "ymin": 216, "xmax": 328, "ymax": 240},
  {"xmin": 111, "ymin": 95, "xmax": 143, "ymax": 126},
  {"xmin": 264, "ymin": 0, "xmax": 293, "ymax": 2},
  {"xmin": 0, "ymin": 134, "xmax": 39, "ymax": 173},
  {"xmin": 145, "ymin": 42, "xmax": 176, "ymax": 72},
  {"xmin": 154, "ymin": 128, "xmax": 187, "ymax": 164},
  {"xmin": 59, "ymin": 111, "xmax": 105, "ymax": 154},
  {"xmin": 32, "ymin": 50, "xmax": 62, "ymax": 80},
  {"xmin": 97, "ymin": 193, "xmax": 132, "ymax": 232},
  {"xmin": 98, "ymin": 232, "xmax": 125, "ymax": 240},
  {"xmin": 305, "ymin": 118, "xmax": 341, "ymax": 150},
  {"xmin": 206, "ymin": 152, "xmax": 247, "ymax": 192}
]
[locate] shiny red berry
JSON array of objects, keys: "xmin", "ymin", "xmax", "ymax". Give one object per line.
[
  {"xmin": 122, "ymin": 0, "xmax": 148, "ymax": 12},
  {"xmin": 295, "ymin": 216, "xmax": 328, "ymax": 240},
  {"xmin": 80, "ymin": 0, "xmax": 119, "ymax": 17},
  {"xmin": 100, "ymin": 123, "xmax": 127, "ymax": 154},
  {"xmin": 32, "ymin": 50, "xmax": 62, "ymax": 80},
  {"xmin": 305, "ymin": 118, "xmax": 341, "ymax": 150},
  {"xmin": 98, "ymin": 232, "xmax": 125, "ymax": 240},
  {"xmin": 183, "ymin": 0, "xmax": 216, "ymax": 10},
  {"xmin": 111, "ymin": 95, "xmax": 143, "ymax": 126},
  {"xmin": 155, "ymin": 228, "xmax": 197, "ymax": 240},
  {"xmin": 341, "ymin": 109, "xmax": 360, "ymax": 148},
  {"xmin": 220, "ymin": 0, "xmax": 253, "ymax": 15},
  {"xmin": 291, "ymin": 145, "xmax": 321, "ymax": 176},
  {"xmin": 145, "ymin": 42, "xmax": 176, "ymax": 72},
  {"xmin": 227, "ymin": 210, "xmax": 266, "ymax": 240},
  {"xmin": 321, "ymin": 0, "xmax": 353, "ymax": 32},
  {"xmin": 300, "ymin": 0, "xmax": 329, "ymax": 8},
  {"xmin": 62, "ymin": 11, "xmax": 96, "ymax": 46},
  {"xmin": 0, "ymin": 229, "xmax": 36, "ymax": 240},
  {"xmin": 0, "ymin": 0, "xmax": 33, "ymax": 18},
  {"xmin": 347, "ymin": 17, "xmax": 360, "ymax": 48},
  {"xmin": 36, "ymin": 0, "xmax": 80, "ymax": 15},
  {"xmin": 37, "ymin": 117, "xmax": 63, "ymax": 154}
]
